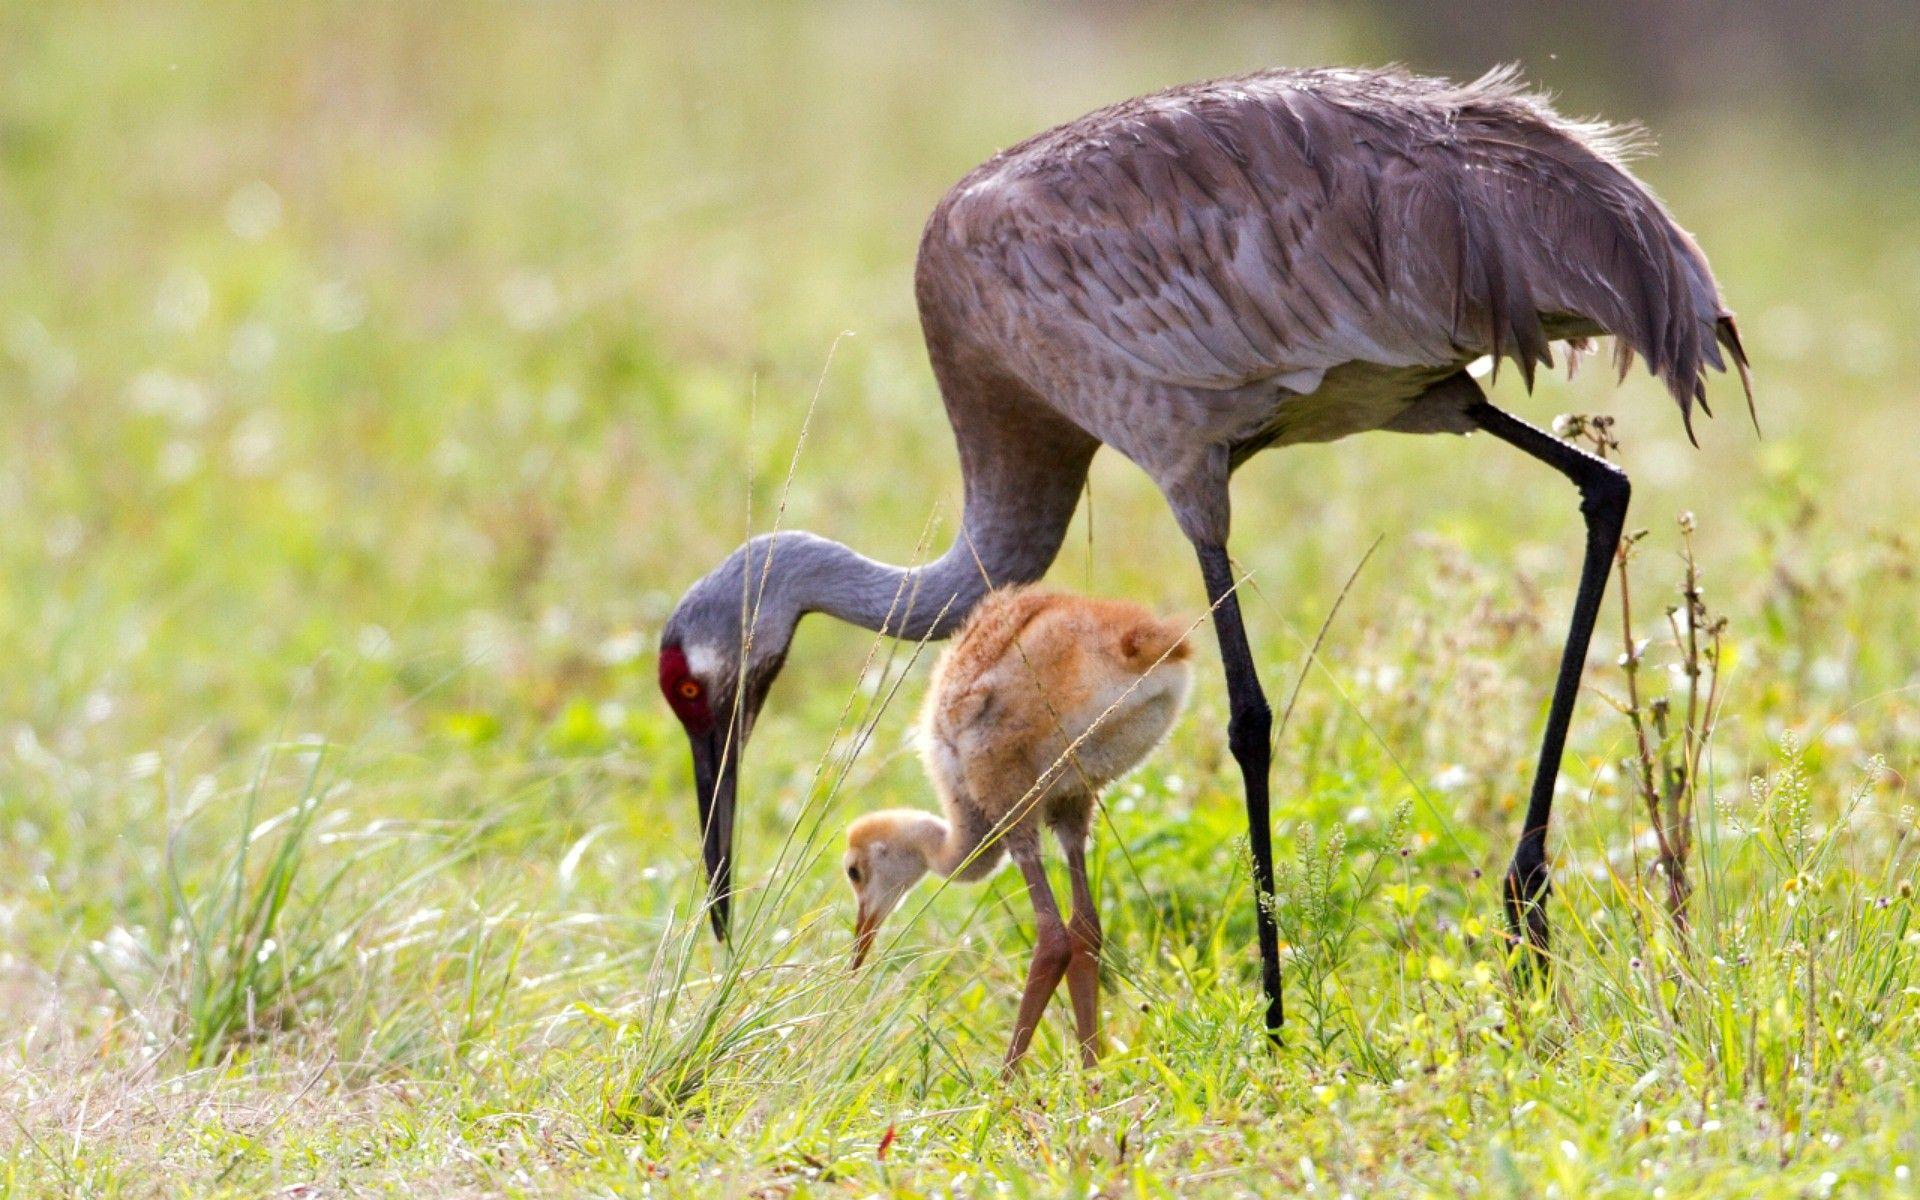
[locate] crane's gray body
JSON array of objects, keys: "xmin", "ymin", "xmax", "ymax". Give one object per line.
[{"xmin": 910, "ymin": 66, "xmax": 1735, "ymax": 552}]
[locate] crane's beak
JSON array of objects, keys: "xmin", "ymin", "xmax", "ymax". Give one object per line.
[
  {"xmin": 688, "ymin": 717, "xmax": 738, "ymax": 941},
  {"xmin": 851, "ymin": 902, "xmax": 880, "ymax": 971},
  {"xmin": 682, "ymin": 651, "xmax": 781, "ymax": 945}
]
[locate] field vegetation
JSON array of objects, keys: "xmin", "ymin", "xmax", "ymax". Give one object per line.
[{"xmin": 3, "ymin": 3, "xmax": 1918, "ymax": 1195}]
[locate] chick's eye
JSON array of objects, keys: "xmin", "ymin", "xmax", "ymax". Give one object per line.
[
  {"xmin": 847, "ymin": 865, "xmax": 861, "ymax": 883},
  {"xmin": 677, "ymin": 680, "xmax": 701, "ymax": 701}
]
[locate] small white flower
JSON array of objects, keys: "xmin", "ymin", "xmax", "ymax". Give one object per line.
[
  {"xmin": 597, "ymin": 631, "xmax": 647, "ymax": 666},
  {"xmin": 357, "ymin": 625, "xmax": 395, "ymax": 661},
  {"xmin": 499, "ymin": 272, "xmax": 562, "ymax": 331},
  {"xmin": 312, "ymin": 279, "xmax": 367, "ymax": 331},
  {"xmin": 154, "ymin": 269, "xmax": 211, "ymax": 332},
  {"xmin": 225, "ymin": 181, "xmax": 284, "ymax": 240},
  {"xmin": 229, "ymin": 320, "xmax": 277, "ymax": 371}
]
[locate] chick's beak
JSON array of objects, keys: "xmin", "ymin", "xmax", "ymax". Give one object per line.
[{"xmin": 851, "ymin": 902, "xmax": 880, "ymax": 971}]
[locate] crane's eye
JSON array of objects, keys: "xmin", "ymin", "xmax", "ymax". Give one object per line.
[
  {"xmin": 847, "ymin": 865, "xmax": 862, "ymax": 884},
  {"xmin": 677, "ymin": 680, "xmax": 701, "ymax": 701}
]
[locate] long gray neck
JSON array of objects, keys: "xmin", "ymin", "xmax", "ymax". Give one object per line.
[
  {"xmin": 698, "ymin": 407, "xmax": 1097, "ymax": 666},
  {"xmin": 784, "ymin": 527, "xmax": 1016, "ymax": 641},
  {"xmin": 756, "ymin": 459, "xmax": 1087, "ymax": 642}
]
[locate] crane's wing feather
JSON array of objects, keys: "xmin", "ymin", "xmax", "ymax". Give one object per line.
[{"xmin": 937, "ymin": 68, "xmax": 1750, "ymax": 431}]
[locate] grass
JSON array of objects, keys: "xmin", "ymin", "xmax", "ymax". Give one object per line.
[{"xmin": 3, "ymin": 1, "xmax": 1919, "ymax": 1195}]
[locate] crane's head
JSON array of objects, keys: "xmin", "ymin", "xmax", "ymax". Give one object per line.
[{"xmin": 658, "ymin": 537, "xmax": 797, "ymax": 941}]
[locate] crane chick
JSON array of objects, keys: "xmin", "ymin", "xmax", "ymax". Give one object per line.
[{"xmin": 845, "ymin": 586, "xmax": 1192, "ymax": 1068}]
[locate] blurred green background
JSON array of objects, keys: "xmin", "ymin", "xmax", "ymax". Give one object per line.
[
  {"xmin": 3, "ymin": 0, "xmax": 1914, "ymax": 761},
  {"xmin": 3, "ymin": 3, "xmax": 1918, "ymax": 1193}
]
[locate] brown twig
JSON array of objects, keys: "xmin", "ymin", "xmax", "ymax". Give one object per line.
[{"xmin": 1557, "ymin": 414, "xmax": 1729, "ymax": 935}]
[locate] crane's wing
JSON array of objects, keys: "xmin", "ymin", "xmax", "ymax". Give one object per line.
[{"xmin": 939, "ymin": 68, "xmax": 1750, "ymax": 435}]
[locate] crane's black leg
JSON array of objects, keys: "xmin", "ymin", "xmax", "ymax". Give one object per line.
[
  {"xmin": 1467, "ymin": 399, "xmax": 1630, "ymax": 972},
  {"xmin": 1194, "ymin": 541, "xmax": 1284, "ymax": 1040}
]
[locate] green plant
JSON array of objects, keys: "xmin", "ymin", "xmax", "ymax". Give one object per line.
[{"xmin": 88, "ymin": 743, "xmax": 427, "ymax": 1066}]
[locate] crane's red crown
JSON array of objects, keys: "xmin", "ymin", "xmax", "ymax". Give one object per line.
[{"xmin": 657, "ymin": 644, "xmax": 714, "ymax": 733}]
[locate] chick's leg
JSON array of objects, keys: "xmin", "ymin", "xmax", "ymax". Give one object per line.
[
  {"xmin": 1061, "ymin": 834, "xmax": 1103, "ymax": 1066},
  {"xmin": 1005, "ymin": 841, "xmax": 1072, "ymax": 1071}
]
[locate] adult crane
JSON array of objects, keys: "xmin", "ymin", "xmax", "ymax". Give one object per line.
[{"xmin": 656, "ymin": 66, "xmax": 1751, "ymax": 1038}]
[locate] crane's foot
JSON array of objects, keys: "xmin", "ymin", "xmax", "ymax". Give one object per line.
[{"xmin": 1502, "ymin": 852, "xmax": 1552, "ymax": 986}]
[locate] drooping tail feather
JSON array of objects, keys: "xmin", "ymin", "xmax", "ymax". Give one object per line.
[
  {"xmin": 1438, "ymin": 69, "xmax": 1755, "ymax": 439},
  {"xmin": 1717, "ymin": 315, "xmax": 1758, "ymax": 434}
]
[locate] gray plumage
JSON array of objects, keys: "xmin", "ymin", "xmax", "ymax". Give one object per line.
[
  {"xmin": 660, "ymin": 66, "xmax": 1752, "ymax": 1016},
  {"xmin": 922, "ymin": 66, "xmax": 1748, "ymax": 474}
]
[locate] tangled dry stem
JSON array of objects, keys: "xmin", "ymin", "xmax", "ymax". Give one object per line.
[{"xmin": 1556, "ymin": 412, "xmax": 1728, "ymax": 935}]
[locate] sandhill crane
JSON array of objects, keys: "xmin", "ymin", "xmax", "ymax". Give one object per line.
[
  {"xmin": 842, "ymin": 586, "xmax": 1193, "ymax": 1068},
  {"xmin": 657, "ymin": 65, "xmax": 1752, "ymax": 1038}
]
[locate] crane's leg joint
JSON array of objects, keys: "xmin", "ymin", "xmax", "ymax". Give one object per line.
[
  {"xmin": 1575, "ymin": 457, "xmax": 1631, "ymax": 518},
  {"xmin": 1226, "ymin": 699, "xmax": 1273, "ymax": 765}
]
